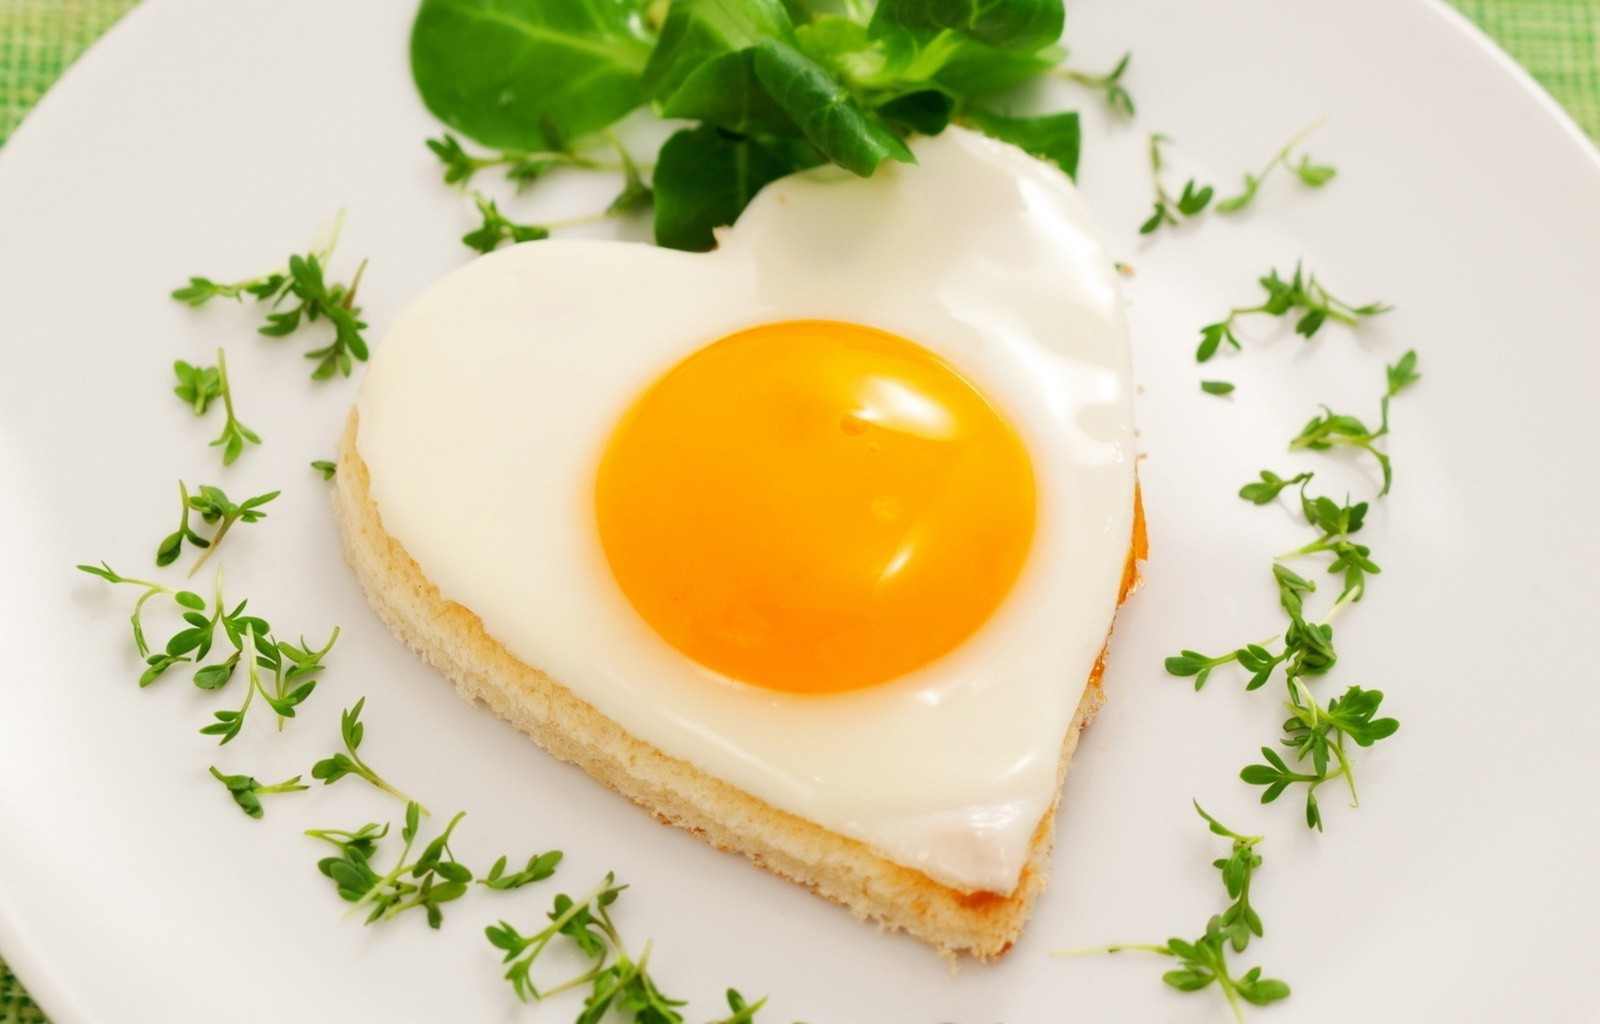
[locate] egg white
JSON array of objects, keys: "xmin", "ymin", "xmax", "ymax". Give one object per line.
[{"xmin": 355, "ymin": 127, "xmax": 1134, "ymax": 893}]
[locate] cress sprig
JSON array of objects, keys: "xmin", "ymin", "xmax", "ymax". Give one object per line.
[
  {"xmin": 1242, "ymin": 681, "xmax": 1399, "ymax": 829},
  {"xmin": 173, "ymin": 349, "xmax": 262, "ymax": 465},
  {"xmin": 1290, "ymin": 349, "xmax": 1420, "ymax": 495},
  {"xmin": 210, "ymin": 766, "xmax": 308, "ymax": 820},
  {"xmin": 312, "ymin": 697, "xmax": 429, "ymax": 813},
  {"xmin": 76, "ymin": 562, "xmax": 336, "ymax": 742},
  {"xmin": 308, "ymin": 802, "xmax": 561, "ymax": 930},
  {"xmin": 1165, "ymin": 354, "xmax": 1416, "ymax": 828},
  {"xmin": 427, "ymin": 132, "xmax": 615, "ymax": 188},
  {"xmin": 1057, "ymin": 804, "xmax": 1289, "ymax": 1022},
  {"xmin": 1140, "ymin": 133, "xmax": 1213, "ymax": 234},
  {"xmin": 486, "ymin": 872, "xmax": 769, "ymax": 1023},
  {"xmin": 449, "ymin": 139, "xmax": 652, "ymax": 253},
  {"xmin": 1196, "ymin": 263, "xmax": 1391, "ymax": 363},
  {"xmin": 1214, "ymin": 121, "xmax": 1335, "ymax": 213},
  {"xmin": 1054, "ymin": 51, "xmax": 1134, "ymax": 116},
  {"xmin": 172, "ymin": 215, "xmax": 370, "ymax": 379},
  {"xmin": 1141, "ymin": 125, "xmax": 1335, "ymax": 236},
  {"xmin": 157, "ymin": 481, "xmax": 279, "ymax": 575}
]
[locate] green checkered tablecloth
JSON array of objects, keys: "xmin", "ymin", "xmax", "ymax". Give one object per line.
[{"xmin": 1, "ymin": 1, "xmax": 1598, "ymax": 1020}]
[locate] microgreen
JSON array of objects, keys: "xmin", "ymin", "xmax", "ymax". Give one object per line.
[
  {"xmin": 173, "ymin": 217, "xmax": 370, "ymax": 379},
  {"xmin": 1167, "ymin": 353, "xmax": 1419, "ymax": 827},
  {"xmin": 311, "ymin": 698, "xmax": 428, "ymax": 813},
  {"xmin": 1057, "ymin": 804, "xmax": 1289, "ymax": 1022},
  {"xmin": 309, "ymin": 804, "xmax": 560, "ymax": 930},
  {"xmin": 426, "ymin": 132, "xmax": 610, "ymax": 189},
  {"xmin": 156, "ymin": 481, "xmax": 279, "ymax": 575},
  {"xmin": 201, "ymin": 626, "xmax": 337, "ymax": 745},
  {"xmin": 1214, "ymin": 121, "xmax": 1335, "ymax": 214},
  {"xmin": 488, "ymin": 872, "xmax": 770, "ymax": 1021},
  {"xmin": 1055, "ymin": 51, "xmax": 1134, "ymax": 116},
  {"xmin": 1289, "ymin": 350, "xmax": 1420, "ymax": 495},
  {"xmin": 308, "ymin": 803, "xmax": 472, "ymax": 928},
  {"xmin": 1201, "ymin": 380, "xmax": 1236, "ymax": 396},
  {"xmin": 1143, "ymin": 126, "xmax": 1337, "ymax": 235},
  {"xmin": 1239, "ymin": 469, "xmax": 1313, "ymax": 506},
  {"xmin": 479, "ymin": 850, "xmax": 564, "ymax": 891},
  {"xmin": 311, "ymin": 459, "xmax": 337, "ymax": 480},
  {"xmin": 1196, "ymin": 263, "xmax": 1391, "ymax": 362},
  {"xmin": 172, "ymin": 360, "xmax": 223, "ymax": 415},
  {"xmin": 1241, "ymin": 681, "xmax": 1399, "ymax": 829},
  {"xmin": 77, "ymin": 562, "xmax": 337, "ymax": 739},
  {"xmin": 199, "ymin": 348, "xmax": 261, "ymax": 465},
  {"xmin": 209, "ymin": 765, "xmax": 307, "ymax": 820},
  {"xmin": 461, "ymin": 193, "xmax": 551, "ymax": 253},
  {"xmin": 1140, "ymin": 133, "xmax": 1212, "ymax": 234}
]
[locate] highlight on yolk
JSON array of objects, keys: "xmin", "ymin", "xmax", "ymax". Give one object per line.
[{"xmin": 594, "ymin": 320, "xmax": 1036, "ymax": 694}]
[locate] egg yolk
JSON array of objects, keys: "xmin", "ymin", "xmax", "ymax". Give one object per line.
[{"xmin": 594, "ymin": 320, "xmax": 1036, "ymax": 694}]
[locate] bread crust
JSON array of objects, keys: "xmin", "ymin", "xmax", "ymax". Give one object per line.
[{"xmin": 332, "ymin": 410, "xmax": 1135, "ymax": 959}]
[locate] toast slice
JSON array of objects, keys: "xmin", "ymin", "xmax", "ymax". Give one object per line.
[{"xmin": 332, "ymin": 410, "xmax": 1143, "ymax": 958}]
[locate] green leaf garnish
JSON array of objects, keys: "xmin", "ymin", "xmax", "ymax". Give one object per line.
[
  {"xmin": 1195, "ymin": 263, "xmax": 1391, "ymax": 363},
  {"xmin": 1215, "ymin": 120, "xmax": 1334, "ymax": 213},
  {"xmin": 410, "ymin": 0, "xmax": 654, "ymax": 152},
  {"xmin": 156, "ymin": 481, "xmax": 279, "ymax": 575},
  {"xmin": 1289, "ymin": 351, "xmax": 1420, "ymax": 495},
  {"xmin": 175, "ymin": 217, "xmax": 370, "ymax": 380},
  {"xmin": 651, "ymin": 124, "xmax": 821, "ymax": 252},
  {"xmin": 1140, "ymin": 133, "xmax": 1212, "ymax": 234},
  {"xmin": 1056, "ymin": 804, "xmax": 1289, "ymax": 1022},
  {"xmin": 1054, "ymin": 51, "xmax": 1133, "ymax": 116},
  {"xmin": 78, "ymin": 563, "xmax": 337, "ymax": 736},
  {"xmin": 487, "ymin": 870, "xmax": 771, "ymax": 1018},
  {"xmin": 312, "ymin": 697, "xmax": 429, "ymax": 813},
  {"xmin": 209, "ymin": 766, "xmax": 308, "ymax": 820}
]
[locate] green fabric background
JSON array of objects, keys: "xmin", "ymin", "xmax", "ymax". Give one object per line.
[{"xmin": 1, "ymin": 0, "xmax": 1597, "ymax": 1019}]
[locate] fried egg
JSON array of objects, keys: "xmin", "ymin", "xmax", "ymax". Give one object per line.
[{"xmin": 355, "ymin": 126, "xmax": 1135, "ymax": 893}]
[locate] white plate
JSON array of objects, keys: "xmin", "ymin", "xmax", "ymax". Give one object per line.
[{"xmin": 3, "ymin": 1, "xmax": 1598, "ymax": 1021}]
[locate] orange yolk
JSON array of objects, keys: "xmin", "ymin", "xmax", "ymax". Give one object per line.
[{"xmin": 594, "ymin": 320, "xmax": 1036, "ymax": 694}]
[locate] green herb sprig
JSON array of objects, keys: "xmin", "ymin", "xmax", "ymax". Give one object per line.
[
  {"xmin": 427, "ymin": 132, "xmax": 613, "ymax": 189},
  {"xmin": 174, "ymin": 349, "xmax": 261, "ymax": 465},
  {"xmin": 1241, "ymin": 680, "xmax": 1399, "ymax": 829},
  {"xmin": 172, "ymin": 360, "xmax": 222, "ymax": 415},
  {"xmin": 1140, "ymin": 133, "xmax": 1213, "ymax": 234},
  {"xmin": 172, "ymin": 217, "xmax": 370, "ymax": 379},
  {"xmin": 311, "ymin": 698, "xmax": 428, "ymax": 813},
  {"xmin": 311, "ymin": 459, "xmax": 337, "ymax": 480},
  {"xmin": 1143, "ymin": 126, "xmax": 1337, "ymax": 236},
  {"xmin": 1290, "ymin": 350, "xmax": 1420, "ymax": 494},
  {"xmin": 308, "ymin": 803, "xmax": 561, "ymax": 930},
  {"xmin": 309, "ymin": 803, "xmax": 473, "ymax": 928},
  {"xmin": 1214, "ymin": 121, "xmax": 1335, "ymax": 213},
  {"xmin": 487, "ymin": 871, "xmax": 768, "ymax": 1022},
  {"xmin": 1165, "ymin": 354, "xmax": 1416, "ymax": 828},
  {"xmin": 76, "ymin": 563, "xmax": 336, "ymax": 741},
  {"xmin": 201, "ymin": 626, "xmax": 337, "ymax": 745},
  {"xmin": 156, "ymin": 482, "xmax": 279, "ymax": 574},
  {"xmin": 1196, "ymin": 264, "xmax": 1391, "ymax": 362},
  {"xmin": 1057, "ymin": 804, "xmax": 1289, "ymax": 1022},
  {"xmin": 1055, "ymin": 51, "xmax": 1134, "ymax": 116},
  {"xmin": 461, "ymin": 193, "xmax": 552, "ymax": 253},
  {"xmin": 209, "ymin": 765, "xmax": 308, "ymax": 819}
]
